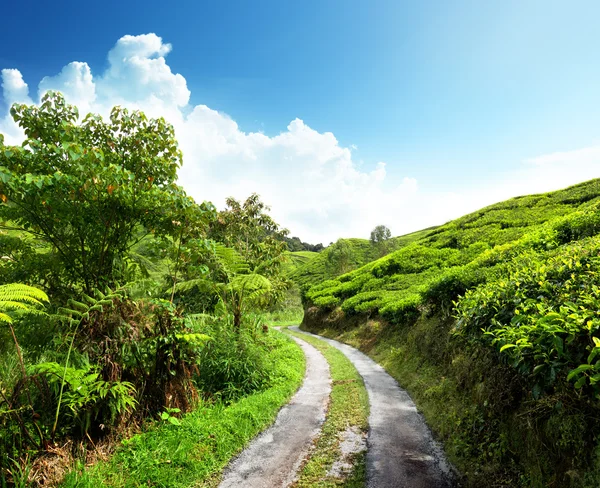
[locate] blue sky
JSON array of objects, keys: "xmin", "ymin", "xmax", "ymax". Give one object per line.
[{"xmin": 1, "ymin": 1, "xmax": 600, "ymax": 242}]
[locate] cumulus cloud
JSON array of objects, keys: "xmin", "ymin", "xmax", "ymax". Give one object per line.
[
  {"xmin": 0, "ymin": 69, "xmax": 33, "ymax": 144},
  {"xmin": 2, "ymin": 69, "xmax": 32, "ymax": 104},
  {"xmin": 97, "ymin": 33, "xmax": 190, "ymax": 108},
  {"xmin": 0, "ymin": 33, "xmax": 598, "ymax": 243},
  {"xmin": 39, "ymin": 62, "xmax": 96, "ymax": 114}
]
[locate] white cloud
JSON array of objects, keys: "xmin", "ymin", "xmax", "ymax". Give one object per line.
[
  {"xmin": 97, "ymin": 33, "xmax": 190, "ymax": 108},
  {"xmin": 39, "ymin": 62, "xmax": 96, "ymax": 114},
  {"xmin": 0, "ymin": 34, "xmax": 598, "ymax": 243},
  {"xmin": 0, "ymin": 69, "xmax": 33, "ymax": 145},
  {"xmin": 524, "ymin": 145, "xmax": 600, "ymax": 167},
  {"xmin": 2, "ymin": 69, "xmax": 32, "ymax": 104}
]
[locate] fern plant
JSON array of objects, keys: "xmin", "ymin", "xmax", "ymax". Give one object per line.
[
  {"xmin": 0, "ymin": 284, "xmax": 48, "ymax": 382},
  {"xmin": 175, "ymin": 244, "xmax": 273, "ymax": 330},
  {"xmin": 30, "ymin": 362, "xmax": 136, "ymax": 436},
  {"xmin": 51, "ymin": 287, "xmax": 124, "ymax": 436}
]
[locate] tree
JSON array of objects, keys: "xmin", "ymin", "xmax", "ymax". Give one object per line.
[
  {"xmin": 209, "ymin": 194, "xmax": 289, "ymax": 303},
  {"xmin": 370, "ymin": 224, "xmax": 392, "ymax": 257},
  {"xmin": 175, "ymin": 245, "xmax": 273, "ymax": 331},
  {"xmin": 0, "ymin": 91, "xmax": 213, "ymax": 293},
  {"xmin": 327, "ymin": 240, "xmax": 353, "ymax": 276}
]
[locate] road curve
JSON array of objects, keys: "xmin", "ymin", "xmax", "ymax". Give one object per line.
[
  {"xmin": 290, "ymin": 326, "xmax": 455, "ymax": 488},
  {"xmin": 219, "ymin": 335, "xmax": 331, "ymax": 488}
]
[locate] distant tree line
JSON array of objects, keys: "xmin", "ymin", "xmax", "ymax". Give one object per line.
[{"xmin": 284, "ymin": 236, "xmax": 325, "ymax": 252}]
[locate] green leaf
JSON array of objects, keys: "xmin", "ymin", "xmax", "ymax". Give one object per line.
[{"xmin": 567, "ymin": 364, "xmax": 594, "ymax": 381}]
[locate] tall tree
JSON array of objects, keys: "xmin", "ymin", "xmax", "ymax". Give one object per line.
[
  {"xmin": 0, "ymin": 91, "xmax": 213, "ymax": 293},
  {"xmin": 327, "ymin": 240, "xmax": 353, "ymax": 276},
  {"xmin": 210, "ymin": 193, "xmax": 288, "ymax": 277},
  {"xmin": 370, "ymin": 224, "xmax": 392, "ymax": 257},
  {"xmin": 209, "ymin": 193, "xmax": 289, "ymax": 306}
]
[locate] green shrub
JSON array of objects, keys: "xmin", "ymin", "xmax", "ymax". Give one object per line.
[
  {"xmin": 30, "ymin": 362, "xmax": 136, "ymax": 436},
  {"xmin": 455, "ymin": 236, "xmax": 600, "ymax": 398},
  {"xmin": 190, "ymin": 314, "xmax": 281, "ymax": 402}
]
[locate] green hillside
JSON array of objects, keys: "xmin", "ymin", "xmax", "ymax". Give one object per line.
[
  {"xmin": 300, "ymin": 178, "xmax": 600, "ymax": 486},
  {"xmin": 306, "ymin": 179, "xmax": 600, "ymax": 321},
  {"xmin": 292, "ymin": 230, "xmax": 434, "ymax": 294},
  {"xmin": 282, "ymin": 250, "xmax": 319, "ymax": 275}
]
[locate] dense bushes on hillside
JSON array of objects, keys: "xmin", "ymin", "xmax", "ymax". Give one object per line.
[
  {"xmin": 291, "ymin": 228, "xmax": 434, "ymax": 295},
  {"xmin": 301, "ymin": 179, "xmax": 600, "ymax": 486},
  {"xmin": 306, "ymin": 183, "xmax": 600, "ymax": 321}
]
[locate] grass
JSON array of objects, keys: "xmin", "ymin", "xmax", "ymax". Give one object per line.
[
  {"xmin": 284, "ymin": 327, "xmax": 369, "ymax": 487},
  {"xmin": 60, "ymin": 330, "xmax": 305, "ymax": 488}
]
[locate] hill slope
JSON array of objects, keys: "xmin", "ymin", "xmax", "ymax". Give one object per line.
[
  {"xmin": 300, "ymin": 178, "xmax": 600, "ymax": 487},
  {"xmin": 291, "ymin": 229, "xmax": 435, "ymax": 294},
  {"xmin": 306, "ymin": 179, "xmax": 600, "ymax": 321}
]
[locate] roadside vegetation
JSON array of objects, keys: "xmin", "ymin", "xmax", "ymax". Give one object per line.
[
  {"xmin": 0, "ymin": 92, "xmax": 304, "ymax": 486},
  {"xmin": 300, "ymin": 178, "xmax": 600, "ymax": 487},
  {"xmin": 61, "ymin": 327, "xmax": 304, "ymax": 487}
]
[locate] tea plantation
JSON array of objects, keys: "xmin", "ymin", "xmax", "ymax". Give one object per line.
[{"xmin": 299, "ymin": 178, "xmax": 600, "ymax": 487}]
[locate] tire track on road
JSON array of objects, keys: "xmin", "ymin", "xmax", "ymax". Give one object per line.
[
  {"xmin": 219, "ymin": 335, "xmax": 331, "ymax": 488},
  {"xmin": 290, "ymin": 326, "xmax": 455, "ymax": 488}
]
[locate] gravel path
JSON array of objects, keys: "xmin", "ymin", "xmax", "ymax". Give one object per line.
[
  {"xmin": 219, "ymin": 335, "xmax": 331, "ymax": 488},
  {"xmin": 290, "ymin": 326, "xmax": 455, "ymax": 488}
]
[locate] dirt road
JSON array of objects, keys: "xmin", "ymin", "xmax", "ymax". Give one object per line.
[
  {"xmin": 290, "ymin": 326, "xmax": 455, "ymax": 488},
  {"xmin": 218, "ymin": 335, "xmax": 331, "ymax": 488}
]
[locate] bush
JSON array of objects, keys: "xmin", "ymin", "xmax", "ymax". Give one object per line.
[
  {"xmin": 189, "ymin": 314, "xmax": 281, "ymax": 402},
  {"xmin": 455, "ymin": 236, "xmax": 600, "ymax": 398}
]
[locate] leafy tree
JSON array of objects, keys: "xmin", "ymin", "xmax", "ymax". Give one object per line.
[
  {"xmin": 0, "ymin": 91, "xmax": 213, "ymax": 293},
  {"xmin": 370, "ymin": 224, "xmax": 392, "ymax": 256},
  {"xmin": 284, "ymin": 236, "xmax": 324, "ymax": 252},
  {"xmin": 209, "ymin": 194, "xmax": 289, "ymax": 304},
  {"xmin": 327, "ymin": 240, "xmax": 353, "ymax": 276},
  {"xmin": 211, "ymin": 194, "xmax": 288, "ymax": 272},
  {"xmin": 175, "ymin": 245, "xmax": 273, "ymax": 331}
]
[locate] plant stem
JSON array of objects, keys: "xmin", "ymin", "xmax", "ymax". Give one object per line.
[{"xmin": 52, "ymin": 320, "xmax": 82, "ymax": 438}]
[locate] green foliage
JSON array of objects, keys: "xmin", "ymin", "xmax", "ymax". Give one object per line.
[
  {"xmin": 292, "ymin": 230, "xmax": 436, "ymax": 296},
  {"xmin": 29, "ymin": 362, "xmax": 136, "ymax": 436},
  {"xmin": 0, "ymin": 91, "xmax": 214, "ymax": 293},
  {"xmin": 370, "ymin": 224, "xmax": 392, "ymax": 257},
  {"xmin": 327, "ymin": 239, "xmax": 356, "ymax": 276},
  {"xmin": 175, "ymin": 244, "xmax": 276, "ymax": 329},
  {"xmin": 455, "ymin": 236, "xmax": 600, "ymax": 399},
  {"xmin": 303, "ymin": 179, "xmax": 600, "ymax": 325},
  {"xmin": 283, "ymin": 235, "xmax": 324, "ymax": 252},
  {"xmin": 0, "ymin": 93, "xmax": 299, "ymax": 484},
  {"xmin": 292, "ymin": 238, "xmax": 385, "ymax": 294},
  {"xmin": 209, "ymin": 193, "xmax": 288, "ymax": 279},
  {"xmin": 61, "ymin": 330, "xmax": 305, "ymax": 487},
  {"xmin": 0, "ymin": 283, "xmax": 48, "ymax": 324},
  {"xmin": 302, "ymin": 178, "xmax": 600, "ymax": 486},
  {"xmin": 370, "ymin": 224, "xmax": 392, "ymax": 244},
  {"xmin": 190, "ymin": 314, "xmax": 280, "ymax": 402}
]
